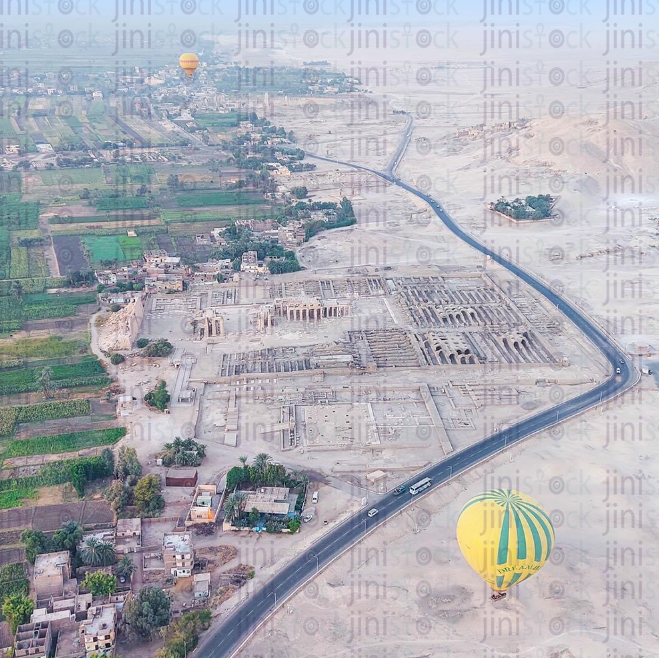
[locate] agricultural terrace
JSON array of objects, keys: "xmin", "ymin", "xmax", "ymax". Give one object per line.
[
  {"xmin": 0, "ymin": 356, "xmax": 110, "ymax": 395},
  {"xmin": 0, "ymin": 291, "xmax": 98, "ymax": 334},
  {"xmin": 0, "ymin": 399, "xmax": 92, "ymax": 437},
  {"xmin": 2, "ymin": 427, "xmax": 126, "ymax": 459}
]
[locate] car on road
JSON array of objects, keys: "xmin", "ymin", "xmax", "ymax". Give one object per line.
[
  {"xmin": 616, "ymin": 368, "xmax": 621, "ymax": 374},
  {"xmin": 367, "ymin": 508, "xmax": 379, "ymax": 518},
  {"xmin": 312, "ymin": 491, "xmax": 319, "ymax": 504},
  {"xmin": 393, "ymin": 486, "xmax": 406, "ymax": 496}
]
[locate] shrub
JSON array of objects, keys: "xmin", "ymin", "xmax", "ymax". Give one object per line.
[
  {"xmin": 142, "ymin": 339, "xmax": 173, "ymax": 357},
  {"xmin": 110, "ymin": 304, "xmax": 121, "ymax": 312},
  {"xmin": 144, "ymin": 381, "xmax": 170, "ymax": 411},
  {"xmin": 110, "ymin": 353, "xmax": 125, "ymax": 365},
  {"xmin": 136, "ymin": 338, "xmax": 150, "ymax": 348}
]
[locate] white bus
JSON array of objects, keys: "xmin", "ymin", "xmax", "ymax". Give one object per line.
[{"xmin": 409, "ymin": 477, "xmax": 432, "ymax": 495}]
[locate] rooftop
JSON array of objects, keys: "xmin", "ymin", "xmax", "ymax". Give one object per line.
[
  {"xmin": 116, "ymin": 518, "xmax": 141, "ymax": 534},
  {"xmin": 80, "ymin": 605, "xmax": 116, "ymax": 637},
  {"xmin": 163, "ymin": 533, "xmax": 193, "ymax": 553},
  {"xmin": 34, "ymin": 551, "xmax": 70, "ymax": 577}
]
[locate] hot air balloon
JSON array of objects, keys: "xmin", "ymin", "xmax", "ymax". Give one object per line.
[
  {"xmin": 179, "ymin": 53, "xmax": 199, "ymax": 78},
  {"xmin": 456, "ymin": 489, "xmax": 554, "ymax": 599}
]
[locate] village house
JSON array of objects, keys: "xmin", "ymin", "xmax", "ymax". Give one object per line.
[
  {"xmin": 163, "ymin": 533, "xmax": 194, "ymax": 578},
  {"xmin": 185, "ymin": 484, "xmax": 223, "ymax": 527},
  {"xmin": 79, "ymin": 605, "xmax": 117, "ymax": 657},
  {"xmin": 33, "ymin": 552, "xmax": 72, "ymax": 598},
  {"xmin": 15, "ymin": 622, "xmax": 52, "ymax": 658}
]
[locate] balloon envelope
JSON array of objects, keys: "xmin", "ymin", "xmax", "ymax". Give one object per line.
[
  {"xmin": 456, "ymin": 489, "xmax": 554, "ymax": 592},
  {"xmin": 179, "ymin": 53, "xmax": 199, "ymax": 77}
]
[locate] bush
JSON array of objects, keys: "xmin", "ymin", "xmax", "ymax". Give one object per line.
[
  {"xmin": 136, "ymin": 338, "xmax": 150, "ymax": 348},
  {"xmin": 142, "ymin": 339, "xmax": 173, "ymax": 357},
  {"xmin": 110, "ymin": 304, "xmax": 121, "ymax": 312},
  {"xmin": 110, "ymin": 353, "xmax": 125, "ymax": 365},
  {"xmin": 287, "ymin": 518, "xmax": 301, "ymax": 533},
  {"xmin": 144, "ymin": 380, "xmax": 170, "ymax": 412}
]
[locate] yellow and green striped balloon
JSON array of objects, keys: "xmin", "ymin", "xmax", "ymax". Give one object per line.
[{"xmin": 456, "ymin": 489, "xmax": 555, "ymax": 593}]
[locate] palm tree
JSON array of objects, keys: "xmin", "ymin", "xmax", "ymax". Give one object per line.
[
  {"xmin": 37, "ymin": 366, "xmax": 53, "ymax": 399},
  {"xmin": 223, "ymin": 493, "xmax": 245, "ymax": 524},
  {"xmin": 81, "ymin": 538, "xmax": 116, "ymax": 567},
  {"xmin": 116, "ymin": 556, "xmax": 136, "ymax": 581},
  {"xmin": 253, "ymin": 453, "xmax": 272, "ymax": 476}
]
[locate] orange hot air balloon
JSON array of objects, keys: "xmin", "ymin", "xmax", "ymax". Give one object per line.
[{"xmin": 179, "ymin": 53, "xmax": 199, "ymax": 78}]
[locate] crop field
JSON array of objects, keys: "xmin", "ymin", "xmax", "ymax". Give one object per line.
[
  {"xmin": 2, "ymin": 427, "xmax": 126, "ymax": 459},
  {"xmin": 50, "ymin": 218, "xmax": 162, "ymax": 235},
  {"xmin": 175, "ymin": 191, "xmax": 264, "ymax": 207},
  {"xmin": 0, "ymin": 199, "xmax": 40, "ymax": 230},
  {"xmin": 82, "ymin": 234, "xmax": 143, "ymax": 264},
  {"xmin": 0, "ymin": 563, "xmax": 28, "ymax": 605},
  {"xmin": 194, "ymin": 111, "xmax": 240, "ymax": 129},
  {"xmin": 26, "ymin": 245, "xmax": 49, "ymax": 277},
  {"xmin": 0, "ymin": 277, "xmax": 65, "ymax": 296},
  {"xmin": 118, "ymin": 235, "xmax": 144, "ymax": 260},
  {"xmin": 38, "ymin": 168, "xmax": 106, "ymax": 187},
  {"xmin": 94, "ymin": 196, "xmax": 148, "ymax": 211},
  {"xmin": 9, "ymin": 245, "xmax": 29, "ymax": 278},
  {"xmin": 0, "ymin": 399, "xmax": 91, "ymax": 437},
  {"xmin": 0, "ymin": 489, "xmax": 37, "ymax": 510},
  {"xmin": 0, "ymin": 335, "xmax": 88, "ymax": 364},
  {"xmin": 0, "ymin": 291, "xmax": 97, "ymax": 334},
  {"xmin": 0, "ymin": 227, "xmax": 9, "ymax": 279},
  {"xmin": 0, "ymin": 356, "xmax": 110, "ymax": 395},
  {"xmin": 53, "ymin": 235, "xmax": 88, "ymax": 273},
  {"xmin": 108, "ymin": 164, "xmax": 153, "ymax": 185}
]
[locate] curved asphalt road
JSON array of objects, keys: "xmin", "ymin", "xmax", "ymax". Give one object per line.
[{"xmin": 196, "ymin": 119, "xmax": 636, "ymax": 658}]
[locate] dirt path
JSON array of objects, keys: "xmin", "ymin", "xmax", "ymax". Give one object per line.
[{"xmin": 39, "ymin": 213, "xmax": 60, "ymax": 277}]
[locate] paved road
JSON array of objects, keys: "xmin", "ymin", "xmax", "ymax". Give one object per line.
[{"xmin": 195, "ymin": 122, "xmax": 636, "ymax": 658}]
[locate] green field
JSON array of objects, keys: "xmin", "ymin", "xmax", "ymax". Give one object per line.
[
  {"xmin": 194, "ymin": 111, "xmax": 240, "ymax": 129},
  {"xmin": 0, "ymin": 399, "xmax": 91, "ymax": 437},
  {"xmin": 0, "ymin": 356, "xmax": 110, "ymax": 395},
  {"xmin": 0, "ymin": 199, "xmax": 40, "ymax": 230},
  {"xmin": 0, "ymin": 563, "xmax": 29, "ymax": 602},
  {"xmin": 9, "ymin": 245, "xmax": 29, "ymax": 278},
  {"xmin": 0, "ymin": 488, "xmax": 37, "ymax": 509},
  {"xmin": 118, "ymin": 235, "xmax": 143, "ymax": 260},
  {"xmin": 110, "ymin": 164, "xmax": 153, "ymax": 185},
  {"xmin": 95, "ymin": 197, "xmax": 148, "ymax": 211},
  {"xmin": 0, "ymin": 227, "xmax": 9, "ymax": 279},
  {"xmin": 0, "ymin": 291, "xmax": 97, "ymax": 334},
  {"xmin": 39, "ymin": 168, "xmax": 106, "ymax": 186},
  {"xmin": 2, "ymin": 427, "xmax": 126, "ymax": 458},
  {"xmin": 175, "ymin": 191, "xmax": 264, "ymax": 207},
  {"xmin": 0, "ymin": 335, "xmax": 88, "ymax": 363},
  {"xmin": 82, "ymin": 235, "xmax": 143, "ymax": 263}
]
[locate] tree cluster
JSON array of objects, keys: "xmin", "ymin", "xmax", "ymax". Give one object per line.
[
  {"xmin": 144, "ymin": 381, "xmax": 171, "ymax": 411},
  {"xmin": 159, "ymin": 437, "xmax": 206, "ymax": 468},
  {"xmin": 492, "ymin": 195, "xmax": 552, "ymax": 220}
]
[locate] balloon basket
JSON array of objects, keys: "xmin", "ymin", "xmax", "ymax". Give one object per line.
[{"xmin": 490, "ymin": 591, "xmax": 507, "ymax": 602}]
